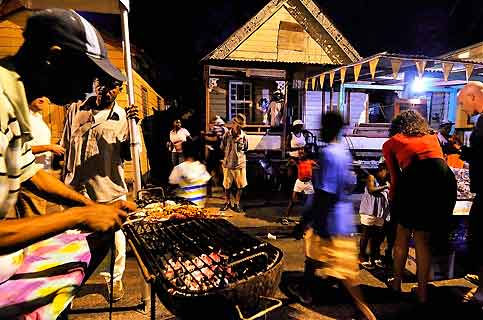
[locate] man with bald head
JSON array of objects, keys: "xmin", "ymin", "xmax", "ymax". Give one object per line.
[{"xmin": 457, "ymin": 81, "xmax": 483, "ymax": 304}]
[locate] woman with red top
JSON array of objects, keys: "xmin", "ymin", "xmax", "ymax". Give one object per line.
[{"xmin": 382, "ymin": 110, "xmax": 456, "ymax": 304}]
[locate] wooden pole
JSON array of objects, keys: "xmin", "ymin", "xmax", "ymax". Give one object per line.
[
  {"xmin": 329, "ymin": 89, "xmax": 334, "ymax": 112},
  {"xmin": 281, "ymin": 80, "xmax": 289, "ymax": 159},
  {"xmin": 204, "ymin": 65, "xmax": 211, "ymax": 132},
  {"xmin": 346, "ymin": 90, "xmax": 351, "ymax": 125}
]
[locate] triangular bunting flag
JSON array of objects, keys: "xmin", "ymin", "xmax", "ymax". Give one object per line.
[
  {"xmin": 312, "ymin": 77, "xmax": 316, "ymax": 91},
  {"xmin": 340, "ymin": 67, "xmax": 347, "ymax": 85},
  {"xmin": 465, "ymin": 64, "xmax": 475, "ymax": 81},
  {"xmin": 353, "ymin": 64, "xmax": 362, "ymax": 82},
  {"xmin": 305, "ymin": 79, "xmax": 309, "ymax": 91},
  {"xmin": 390, "ymin": 59, "xmax": 402, "ymax": 79},
  {"xmin": 415, "ymin": 60, "xmax": 427, "ymax": 78},
  {"xmin": 319, "ymin": 74, "xmax": 325, "ymax": 90},
  {"xmin": 369, "ymin": 58, "xmax": 379, "ymax": 80},
  {"xmin": 329, "ymin": 71, "xmax": 335, "ymax": 88},
  {"xmin": 442, "ymin": 62, "xmax": 454, "ymax": 82}
]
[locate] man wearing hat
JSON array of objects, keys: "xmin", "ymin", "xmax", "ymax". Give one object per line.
[
  {"xmin": 437, "ymin": 121, "xmax": 457, "ymax": 154},
  {"xmin": 220, "ymin": 114, "xmax": 249, "ymax": 213},
  {"xmin": 0, "ymin": 9, "xmax": 135, "ymax": 319}
]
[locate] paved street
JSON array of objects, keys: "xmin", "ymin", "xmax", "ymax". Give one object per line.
[{"xmin": 69, "ymin": 193, "xmax": 482, "ymax": 319}]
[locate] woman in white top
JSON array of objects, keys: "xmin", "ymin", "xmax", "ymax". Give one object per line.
[
  {"xmin": 169, "ymin": 119, "xmax": 191, "ymax": 166},
  {"xmin": 359, "ymin": 162, "xmax": 390, "ymax": 269}
]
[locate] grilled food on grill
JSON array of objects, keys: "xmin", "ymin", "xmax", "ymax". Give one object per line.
[{"xmin": 138, "ymin": 202, "xmax": 207, "ymax": 222}]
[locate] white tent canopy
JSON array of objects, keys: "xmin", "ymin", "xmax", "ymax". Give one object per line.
[{"xmin": 21, "ymin": 0, "xmax": 143, "ymax": 196}]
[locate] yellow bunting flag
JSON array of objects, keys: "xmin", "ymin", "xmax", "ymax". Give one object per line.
[
  {"xmin": 415, "ymin": 60, "xmax": 427, "ymax": 78},
  {"xmin": 465, "ymin": 64, "xmax": 475, "ymax": 81},
  {"xmin": 329, "ymin": 71, "xmax": 335, "ymax": 88},
  {"xmin": 311, "ymin": 77, "xmax": 316, "ymax": 91},
  {"xmin": 319, "ymin": 73, "xmax": 325, "ymax": 89},
  {"xmin": 305, "ymin": 79, "xmax": 309, "ymax": 91},
  {"xmin": 390, "ymin": 59, "xmax": 402, "ymax": 79},
  {"xmin": 369, "ymin": 58, "xmax": 379, "ymax": 80},
  {"xmin": 442, "ymin": 62, "xmax": 454, "ymax": 82},
  {"xmin": 353, "ymin": 63, "xmax": 362, "ymax": 82},
  {"xmin": 340, "ymin": 67, "xmax": 347, "ymax": 85}
]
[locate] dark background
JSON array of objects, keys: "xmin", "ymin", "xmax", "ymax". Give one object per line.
[{"xmin": 87, "ymin": 0, "xmax": 483, "ymax": 111}]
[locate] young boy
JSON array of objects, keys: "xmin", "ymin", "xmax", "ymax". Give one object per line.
[
  {"xmin": 359, "ymin": 161, "xmax": 390, "ymax": 270},
  {"xmin": 169, "ymin": 140, "xmax": 211, "ymax": 207},
  {"xmin": 283, "ymin": 147, "xmax": 317, "ymax": 224}
]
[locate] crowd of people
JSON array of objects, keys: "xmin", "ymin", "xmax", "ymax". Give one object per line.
[{"xmin": 1, "ymin": 7, "xmax": 483, "ymax": 320}]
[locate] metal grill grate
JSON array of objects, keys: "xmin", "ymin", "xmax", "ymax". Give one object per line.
[{"xmin": 125, "ymin": 219, "xmax": 278, "ymax": 294}]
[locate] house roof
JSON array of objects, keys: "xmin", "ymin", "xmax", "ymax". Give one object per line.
[
  {"xmin": 439, "ymin": 41, "xmax": 483, "ymax": 62},
  {"xmin": 202, "ymin": 0, "xmax": 361, "ymax": 65}
]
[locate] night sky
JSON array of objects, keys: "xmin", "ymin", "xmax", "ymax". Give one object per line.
[{"xmin": 90, "ymin": 0, "xmax": 483, "ymax": 109}]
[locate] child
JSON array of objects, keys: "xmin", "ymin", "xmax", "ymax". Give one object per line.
[
  {"xmin": 169, "ymin": 140, "xmax": 211, "ymax": 207},
  {"xmin": 359, "ymin": 160, "xmax": 390, "ymax": 270},
  {"xmin": 282, "ymin": 147, "xmax": 317, "ymax": 225}
]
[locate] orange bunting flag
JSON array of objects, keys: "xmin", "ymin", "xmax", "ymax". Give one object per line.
[
  {"xmin": 353, "ymin": 64, "xmax": 362, "ymax": 82},
  {"xmin": 329, "ymin": 71, "xmax": 335, "ymax": 88},
  {"xmin": 369, "ymin": 58, "xmax": 379, "ymax": 80},
  {"xmin": 442, "ymin": 62, "xmax": 454, "ymax": 82},
  {"xmin": 390, "ymin": 59, "xmax": 402, "ymax": 79},
  {"xmin": 311, "ymin": 77, "xmax": 316, "ymax": 91},
  {"xmin": 465, "ymin": 64, "xmax": 475, "ymax": 81},
  {"xmin": 340, "ymin": 67, "xmax": 347, "ymax": 85},
  {"xmin": 319, "ymin": 73, "xmax": 325, "ymax": 89},
  {"xmin": 305, "ymin": 79, "xmax": 309, "ymax": 91},
  {"xmin": 415, "ymin": 60, "xmax": 426, "ymax": 78}
]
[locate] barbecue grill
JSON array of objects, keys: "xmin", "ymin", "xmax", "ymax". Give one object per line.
[{"xmin": 123, "ymin": 189, "xmax": 283, "ymax": 319}]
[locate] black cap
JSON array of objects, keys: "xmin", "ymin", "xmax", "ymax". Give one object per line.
[{"xmin": 24, "ymin": 8, "xmax": 125, "ymax": 82}]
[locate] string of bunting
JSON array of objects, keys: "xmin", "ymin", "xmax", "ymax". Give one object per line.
[{"xmin": 304, "ymin": 55, "xmax": 480, "ymax": 91}]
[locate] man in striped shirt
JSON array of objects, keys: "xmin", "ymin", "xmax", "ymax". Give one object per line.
[{"xmin": 169, "ymin": 140, "xmax": 211, "ymax": 207}]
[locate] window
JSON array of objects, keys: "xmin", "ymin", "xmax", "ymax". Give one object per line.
[
  {"xmin": 141, "ymin": 87, "xmax": 148, "ymax": 117},
  {"xmin": 229, "ymin": 81, "xmax": 252, "ymax": 121}
]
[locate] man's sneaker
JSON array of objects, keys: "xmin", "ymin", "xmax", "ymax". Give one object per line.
[
  {"xmin": 374, "ymin": 259, "xmax": 384, "ymax": 269},
  {"xmin": 360, "ymin": 261, "xmax": 375, "ymax": 270},
  {"xmin": 106, "ymin": 279, "xmax": 124, "ymax": 302},
  {"xmin": 220, "ymin": 203, "xmax": 231, "ymax": 211},
  {"xmin": 231, "ymin": 204, "xmax": 244, "ymax": 213}
]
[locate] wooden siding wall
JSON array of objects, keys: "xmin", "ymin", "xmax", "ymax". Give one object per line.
[
  {"xmin": 0, "ymin": 10, "xmax": 165, "ymax": 185},
  {"xmin": 227, "ymin": 6, "xmax": 333, "ymax": 64}
]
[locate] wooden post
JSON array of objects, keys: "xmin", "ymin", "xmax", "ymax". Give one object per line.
[
  {"xmin": 322, "ymin": 88, "xmax": 326, "ymax": 115},
  {"xmin": 281, "ymin": 80, "xmax": 289, "ymax": 159},
  {"xmin": 346, "ymin": 90, "xmax": 351, "ymax": 125},
  {"xmin": 204, "ymin": 65, "xmax": 210, "ymax": 133},
  {"xmin": 329, "ymin": 89, "xmax": 334, "ymax": 112}
]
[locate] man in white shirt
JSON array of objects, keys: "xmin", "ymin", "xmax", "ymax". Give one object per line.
[
  {"xmin": 14, "ymin": 97, "xmax": 65, "ymax": 218},
  {"xmin": 169, "ymin": 119, "xmax": 191, "ymax": 166},
  {"xmin": 28, "ymin": 97, "xmax": 65, "ymax": 170}
]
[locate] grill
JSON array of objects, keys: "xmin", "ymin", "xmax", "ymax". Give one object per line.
[{"xmin": 123, "ymin": 190, "xmax": 283, "ymax": 319}]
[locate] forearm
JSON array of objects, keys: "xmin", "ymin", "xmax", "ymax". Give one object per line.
[
  {"xmin": 31, "ymin": 145, "xmax": 51, "ymax": 154},
  {"xmin": 28, "ymin": 169, "xmax": 95, "ymax": 207},
  {"xmin": 0, "ymin": 207, "xmax": 86, "ymax": 255}
]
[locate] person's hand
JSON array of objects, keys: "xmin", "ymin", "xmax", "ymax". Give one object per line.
[
  {"xmin": 126, "ymin": 104, "xmax": 140, "ymax": 123},
  {"xmin": 49, "ymin": 144, "xmax": 65, "ymax": 156},
  {"xmin": 80, "ymin": 204, "xmax": 128, "ymax": 232},
  {"xmin": 109, "ymin": 199, "xmax": 137, "ymax": 212}
]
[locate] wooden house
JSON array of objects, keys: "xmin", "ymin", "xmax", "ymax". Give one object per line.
[
  {"xmin": 202, "ymin": 0, "xmax": 366, "ymax": 152},
  {"xmin": 0, "ymin": 1, "xmax": 165, "ymax": 184}
]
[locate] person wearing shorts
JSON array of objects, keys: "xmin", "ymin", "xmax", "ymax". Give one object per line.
[
  {"xmin": 283, "ymin": 148, "xmax": 316, "ymax": 224},
  {"xmin": 220, "ymin": 114, "xmax": 248, "ymax": 213}
]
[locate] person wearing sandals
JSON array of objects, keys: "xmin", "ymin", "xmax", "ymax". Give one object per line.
[
  {"xmin": 359, "ymin": 160, "xmax": 390, "ymax": 270},
  {"xmin": 382, "ymin": 110, "xmax": 456, "ymax": 304}
]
